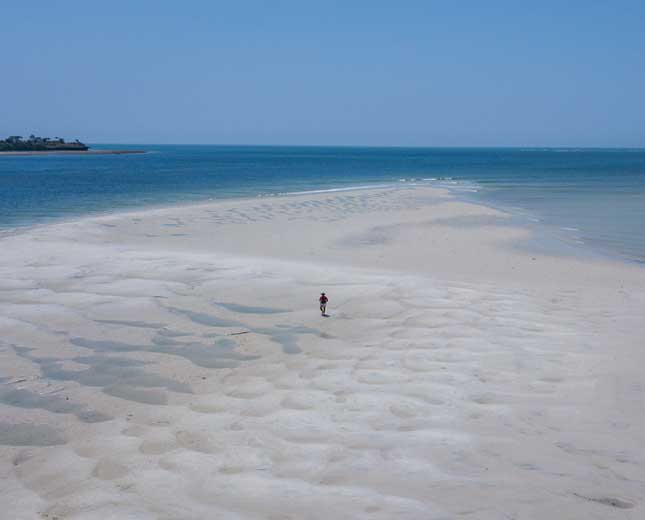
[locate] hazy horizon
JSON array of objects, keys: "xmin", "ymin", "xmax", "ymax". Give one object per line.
[
  {"xmin": 82, "ymin": 142, "xmax": 645, "ymax": 150},
  {"xmin": 3, "ymin": 1, "xmax": 645, "ymax": 147}
]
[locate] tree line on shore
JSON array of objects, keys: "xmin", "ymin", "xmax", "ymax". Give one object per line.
[{"xmin": 0, "ymin": 135, "xmax": 88, "ymax": 151}]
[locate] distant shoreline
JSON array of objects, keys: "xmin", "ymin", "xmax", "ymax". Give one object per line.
[{"xmin": 0, "ymin": 149, "xmax": 146, "ymax": 157}]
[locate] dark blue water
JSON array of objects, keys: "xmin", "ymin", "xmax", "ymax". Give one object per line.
[{"xmin": 1, "ymin": 145, "xmax": 644, "ymax": 262}]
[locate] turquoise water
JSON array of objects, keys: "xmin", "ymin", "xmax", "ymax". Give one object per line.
[{"xmin": 1, "ymin": 145, "xmax": 644, "ymax": 263}]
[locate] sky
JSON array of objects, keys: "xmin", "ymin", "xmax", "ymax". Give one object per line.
[{"xmin": 2, "ymin": 1, "xmax": 645, "ymax": 147}]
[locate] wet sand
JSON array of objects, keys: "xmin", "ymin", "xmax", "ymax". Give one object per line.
[{"xmin": 1, "ymin": 186, "xmax": 644, "ymax": 519}]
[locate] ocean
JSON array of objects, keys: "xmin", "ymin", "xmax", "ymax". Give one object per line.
[{"xmin": 1, "ymin": 145, "xmax": 644, "ymax": 263}]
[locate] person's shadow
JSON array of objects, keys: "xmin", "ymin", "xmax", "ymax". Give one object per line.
[{"xmin": 321, "ymin": 313, "xmax": 330, "ymax": 318}]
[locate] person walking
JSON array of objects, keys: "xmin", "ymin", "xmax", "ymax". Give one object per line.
[{"xmin": 319, "ymin": 292, "xmax": 328, "ymax": 315}]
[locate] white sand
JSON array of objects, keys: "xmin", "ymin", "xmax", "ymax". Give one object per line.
[{"xmin": 1, "ymin": 186, "xmax": 644, "ymax": 519}]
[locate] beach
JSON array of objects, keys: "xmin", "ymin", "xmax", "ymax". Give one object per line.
[{"xmin": 1, "ymin": 185, "xmax": 644, "ymax": 519}]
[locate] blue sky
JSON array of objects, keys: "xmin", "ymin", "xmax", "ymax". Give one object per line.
[{"xmin": 2, "ymin": 1, "xmax": 644, "ymax": 146}]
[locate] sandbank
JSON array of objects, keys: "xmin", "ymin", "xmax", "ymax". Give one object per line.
[
  {"xmin": 0, "ymin": 150, "xmax": 146, "ymax": 157},
  {"xmin": 0, "ymin": 185, "xmax": 644, "ymax": 519}
]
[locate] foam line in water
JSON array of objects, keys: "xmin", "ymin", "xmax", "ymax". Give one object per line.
[{"xmin": 274, "ymin": 184, "xmax": 395, "ymax": 196}]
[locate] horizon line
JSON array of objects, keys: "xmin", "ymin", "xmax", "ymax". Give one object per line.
[{"xmin": 86, "ymin": 142, "xmax": 645, "ymax": 150}]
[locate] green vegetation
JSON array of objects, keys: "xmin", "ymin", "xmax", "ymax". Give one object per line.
[{"xmin": 0, "ymin": 135, "xmax": 88, "ymax": 152}]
